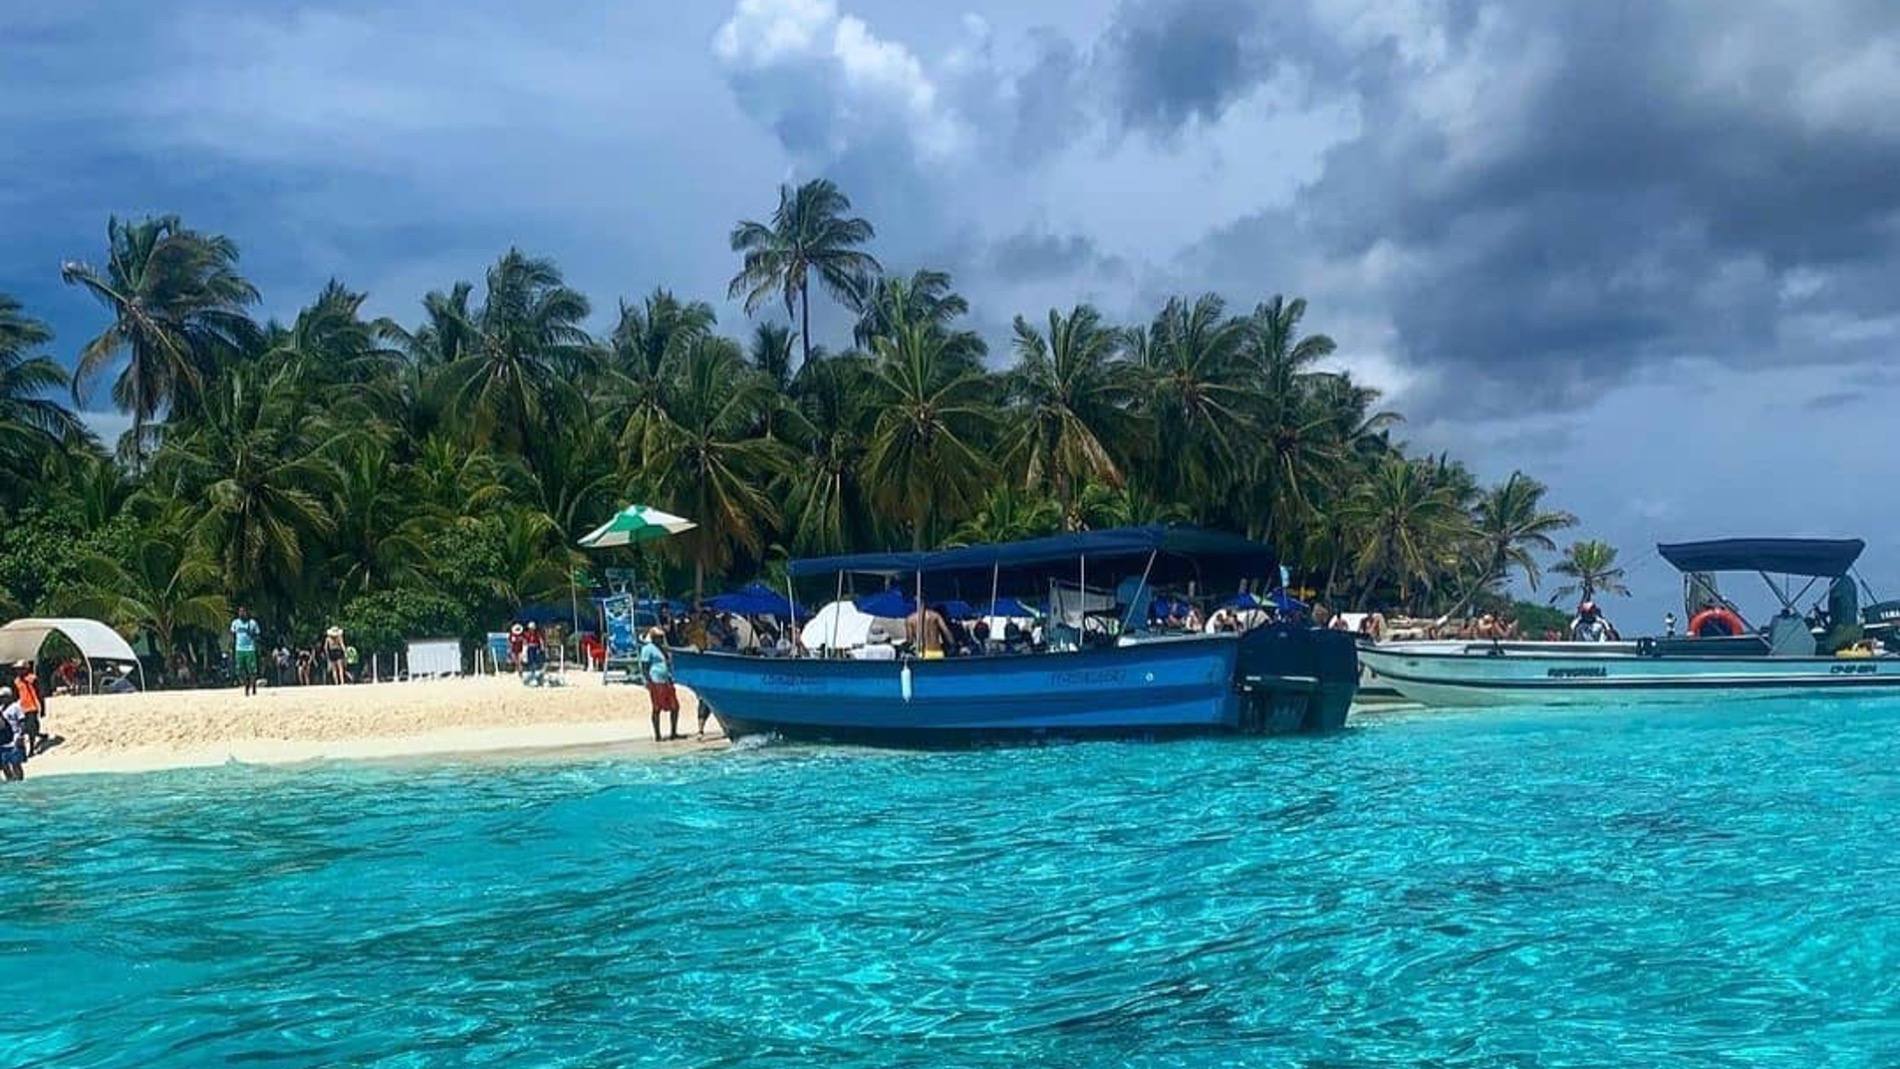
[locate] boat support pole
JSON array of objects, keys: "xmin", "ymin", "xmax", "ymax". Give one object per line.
[
  {"xmin": 829, "ymin": 571, "xmax": 844, "ymax": 655},
  {"xmin": 1118, "ymin": 550, "xmax": 1158, "ymax": 635}
]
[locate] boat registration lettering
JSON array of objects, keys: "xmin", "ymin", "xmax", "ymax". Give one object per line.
[
  {"xmin": 1546, "ymin": 667, "xmax": 1607, "ymax": 679},
  {"xmin": 1830, "ymin": 663, "xmax": 1877, "ymax": 675},
  {"xmin": 760, "ymin": 672, "xmax": 817, "ymax": 688},
  {"xmin": 1049, "ymin": 668, "xmax": 1127, "ymax": 688}
]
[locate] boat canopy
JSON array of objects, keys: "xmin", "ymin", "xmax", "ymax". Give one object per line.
[
  {"xmin": 1657, "ymin": 538, "xmax": 1865, "ymax": 578},
  {"xmin": 789, "ymin": 525, "xmax": 1277, "ymax": 589}
]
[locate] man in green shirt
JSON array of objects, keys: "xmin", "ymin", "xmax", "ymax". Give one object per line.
[{"xmin": 230, "ymin": 607, "xmax": 262, "ymax": 696}]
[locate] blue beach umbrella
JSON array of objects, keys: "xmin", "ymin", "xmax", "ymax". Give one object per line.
[
  {"xmin": 932, "ymin": 599, "xmax": 980, "ymax": 620},
  {"xmin": 854, "ymin": 589, "xmax": 916, "ymax": 618},
  {"xmin": 706, "ymin": 582, "xmax": 798, "ymax": 618}
]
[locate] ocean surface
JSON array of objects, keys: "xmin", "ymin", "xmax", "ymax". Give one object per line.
[{"xmin": 3, "ymin": 700, "xmax": 1898, "ymax": 1068}]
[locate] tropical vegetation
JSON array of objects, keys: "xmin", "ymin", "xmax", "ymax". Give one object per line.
[{"xmin": 0, "ymin": 180, "xmax": 1595, "ymax": 677}]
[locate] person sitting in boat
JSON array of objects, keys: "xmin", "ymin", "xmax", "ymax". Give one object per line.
[
  {"xmin": 1208, "ymin": 607, "xmax": 1241, "ymax": 634},
  {"xmin": 1570, "ymin": 601, "xmax": 1616, "ymax": 642}
]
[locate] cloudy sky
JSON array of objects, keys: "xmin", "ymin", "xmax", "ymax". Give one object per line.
[{"xmin": 5, "ymin": 0, "xmax": 1898, "ymax": 622}]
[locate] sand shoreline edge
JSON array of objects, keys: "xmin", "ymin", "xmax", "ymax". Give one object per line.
[{"xmin": 18, "ymin": 673, "xmax": 726, "ymax": 781}]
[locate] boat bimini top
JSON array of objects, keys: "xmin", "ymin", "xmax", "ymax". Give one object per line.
[{"xmin": 1656, "ymin": 538, "xmax": 1865, "ymax": 578}]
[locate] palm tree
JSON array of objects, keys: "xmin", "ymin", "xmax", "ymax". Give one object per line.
[
  {"xmin": 1003, "ymin": 305, "xmax": 1134, "ymax": 526},
  {"xmin": 1135, "ymin": 294, "xmax": 1249, "ymax": 518},
  {"xmin": 1337, "ymin": 457, "xmax": 1468, "ymax": 610},
  {"xmin": 729, "ymin": 178, "xmax": 881, "ymax": 370},
  {"xmin": 64, "ymin": 512, "xmax": 229, "ymax": 665},
  {"xmin": 645, "ymin": 337, "xmax": 790, "ymax": 599},
  {"xmin": 747, "ymin": 320, "xmax": 797, "ymax": 394},
  {"xmin": 156, "ymin": 359, "xmax": 338, "ymax": 610},
  {"xmin": 0, "ymin": 296, "xmax": 82, "ymax": 503},
  {"xmin": 948, "ymin": 484, "xmax": 1062, "ymax": 545},
  {"xmin": 864, "ymin": 323, "xmax": 995, "ymax": 548},
  {"xmin": 436, "ymin": 249, "xmax": 594, "ymax": 453},
  {"xmin": 850, "ymin": 269, "xmax": 985, "ymax": 369},
  {"xmin": 604, "ymin": 289, "xmax": 717, "ymax": 462},
  {"xmin": 1442, "ymin": 472, "xmax": 1576, "ymax": 618},
  {"xmin": 778, "ymin": 353, "xmax": 877, "ymax": 556},
  {"xmin": 1239, "ymin": 295, "xmax": 1345, "ymax": 546},
  {"xmin": 327, "ymin": 441, "xmax": 435, "ymax": 596},
  {"xmin": 1549, "ymin": 540, "xmax": 1630, "ymax": 605},
  {"xmin": 61, "ymin": 215, "xmax": 260, "ymax": 467}
]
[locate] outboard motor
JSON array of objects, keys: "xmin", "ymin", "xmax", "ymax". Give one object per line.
[{"xmin": 1232, "ymin": 623, "xmax": 1359, "ymax": 734}]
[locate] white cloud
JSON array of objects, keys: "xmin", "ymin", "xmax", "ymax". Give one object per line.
[{"xmin": 713, "ymin": 0, "xmax": 969, "ymax": 161}]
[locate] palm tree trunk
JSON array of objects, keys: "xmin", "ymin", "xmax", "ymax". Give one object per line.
[{"xmin": 799, "ymin": 284, "xmax": 812, "ymax": 373}]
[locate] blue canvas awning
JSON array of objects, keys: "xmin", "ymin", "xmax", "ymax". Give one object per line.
[
  {"xmin": 854, "ymin": 589, "xmax": 916, "ymax": 618},
  {"xmin": 790, "ymin": 525, "xmax": 1275, "ymax": 589},
  {"xmin": 705, "ymin": 582, "xmax": 799, "ymax": 618},
  {"xmin": 1657, "ymin": 538, "xmax": 1864, "ymax": 578}
]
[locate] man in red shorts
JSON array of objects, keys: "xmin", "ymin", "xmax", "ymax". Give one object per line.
[{"xmin": 639, "ymin": 627, "xmax": 681, "ymax": 741}]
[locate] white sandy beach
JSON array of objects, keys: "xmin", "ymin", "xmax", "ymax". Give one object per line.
[{"xmin": 24, "ymin": 673, "xmax": 724, "ymax": 779}]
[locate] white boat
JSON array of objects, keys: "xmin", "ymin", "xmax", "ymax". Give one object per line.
[{"xmin": 1357, "ymin": 538, "xmax": 1900, "ymax": 708}]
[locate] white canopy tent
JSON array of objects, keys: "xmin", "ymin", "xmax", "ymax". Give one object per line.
[{"xmin": 0, "ymin": 618, "xmax": 145, "ymax": 693}]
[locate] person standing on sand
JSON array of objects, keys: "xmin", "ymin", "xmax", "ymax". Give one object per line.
[
  {"xmin": 13, "ymin": 661, "xmax": 45, "ymax": 757},
  {"xmin": 639, "ymin": 627, "xmax": 682, "ymax": 741},
  {"xmin": 522, "ymin": 622, "xmax": 546, "ymax": 686},
  {"xmin": 0, "ymin": 687, "xmax": 25, "ymax": 781},
  {"xmin": 323, "ymin": 626, "xmax": 348, "ymax": 684},
  {"xmin": 231, "ymin": 607, "xmax": 262, "ymax": 696}
]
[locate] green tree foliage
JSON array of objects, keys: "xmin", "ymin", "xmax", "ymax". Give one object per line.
[
  {"xmin": 1549, "ymin": 540, "xmax": 1631, "ymax": 605},
  {"xmin": 0, "ymin": 197, "xmax": 1591, "ymax": 671}
]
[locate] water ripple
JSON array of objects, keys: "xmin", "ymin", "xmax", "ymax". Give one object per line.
[{"xmin": 3, "ymin": 702, "xmax": 1899, "ymax": 1066}]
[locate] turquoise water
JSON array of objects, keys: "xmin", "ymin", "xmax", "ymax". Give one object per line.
[{"xmin": 3, "ymin": 701, "xmax": 1898, "ymax": 1068}]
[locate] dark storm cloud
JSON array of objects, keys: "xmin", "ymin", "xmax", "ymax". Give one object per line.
[
  {"xmin": 1184, "ymin": 0, "xmax": 1900, "ymax": 417},
  {"xmin": 989, "ymin": 228, "xmax": 1125, "ymax": 282},
  {"xmin": 1106, "ymin": 0, "xmax": 1265, "ymax": 135}
]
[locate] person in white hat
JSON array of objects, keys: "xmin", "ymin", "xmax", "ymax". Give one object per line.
[{"xmin": 324, "ymin": 626, "xmax": 348, "ymax": 684}]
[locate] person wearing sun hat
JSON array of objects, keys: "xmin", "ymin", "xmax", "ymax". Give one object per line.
[
  {"xmin": 639, "ymin": 626, "xmax": 683, "ymax": 741},
  {"xmin": 323, "ymin": 626, "xmax": 348, "ymax": 685}
]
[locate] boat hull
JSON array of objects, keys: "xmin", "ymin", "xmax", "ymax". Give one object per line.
[
  {"xmin": 1359, "ymin": 643, "xmax": 1900, "ymax": 708},
  {"xmin": 675, "ymin": 630, "xmax": 1356, "ymax": 745}
]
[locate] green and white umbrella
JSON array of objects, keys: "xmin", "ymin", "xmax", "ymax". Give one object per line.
[{"xmin": 577, "ymin": 504, "xmax": 696, "ymax": 548}]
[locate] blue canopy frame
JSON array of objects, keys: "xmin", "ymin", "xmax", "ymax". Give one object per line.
[
  {"xmin": 789, "ymin": 525, "xmax": 1277, "ymax": 589},
  {"xmin": 1657, "ymin": 538, "xmax": 1865, "ymax": 578}
]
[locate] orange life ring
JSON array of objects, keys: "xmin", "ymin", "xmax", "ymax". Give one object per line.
[{"xmin": 1688, "ymin": 608, "xmax": 1745, "ymax": 637}]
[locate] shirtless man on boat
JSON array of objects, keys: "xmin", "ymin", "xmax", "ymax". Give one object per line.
[{"xmin": 905, "ymin": 605, "xmax": 953, "ymax": 660}]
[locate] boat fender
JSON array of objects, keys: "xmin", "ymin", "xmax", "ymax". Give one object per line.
[
  {"xmin": 1688, "ymin": 608, "xmax": 1745, "ymax": 638},
  {"xmin": 900, "ymin": 662, "xmax": 913, "ymax": 703}
]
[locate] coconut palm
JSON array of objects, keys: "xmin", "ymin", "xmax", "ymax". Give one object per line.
[
  {"xmin": 61, "ymin": 215, "xmax": 260, "ymax": 466},
  {"xmin": 864, "ymin": 323, "xmax": 996, "ymax": 549},
  {"xmin": 604, "ymin": 289, "xmax": 717, "ymax": 462},
  {"xmin": 1135, "ymin": 295, "xmax": 1249, "ymax": 518},
  {"xmin": 155, "ymin": 360, "xmax": 339, "ymax": 609},
  {"xmin": 646, "ymin": 337, "xmax": 791, "ymax": 598},
  {"xmin": 1003, "ymin": 305, "xmax": 1134, "ymax": 526},
  {"xmin": 1441, "ymin": 472, "xmax": 1577, "ymax": 618},
  {"xmin": 729, "ymin": 178, "xmax": 881, "ymax": 370},
  {"xmin": 1239, "ymin": 295, "xmax": 1347, "ymax": 545},
  {"xmin": 64, "ymin": 511, "xmax": 229, "ymax": 663},
  {"xmin": 1337, "ymin": 457, "xmax": 1469, "ymax": 610},
  {"xmin": 850, "ymin": 269, "xmax": 985, "ymax": 369},
  {"xmin": 435, "ymin": 249, "xmax": 595, "ymax": 453},
  {"xmin": 948, "ymin": 484, "xmax": 1062, "ymax": 546},
  {"xmin": 778, "ymin": 353, "xmax": 877, "ymax": 556},
  {"xmin": 0, "ymin": 296, "xmax": 82, "ymax": 502},
  {"xmin": 327, "ymin": 442, "xmax": 436, "ymax": 596},
  {"xmin": 1548, "ymin": 540, "xmax": 1630, "ymax": 604}
]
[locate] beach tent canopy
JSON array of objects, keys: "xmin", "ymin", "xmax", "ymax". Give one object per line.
[
  {"xmin": 933, "ymin": 599, "xmax": 979, "ymax": 620},
  {"xmin": 0, "ymin": 618, "xmax": 140, "ymax": 674},
  {"xmin": 706, "ymin": 583, "xmax": 798, "ymax": 618},
  {"xmin": 1657, "ymin": 538, "xmax": 1865, "ymax": 578},
  {"xmin": 577, "ymin": 504, "xmax": 696, "ymax": 548},
  {"xmin": 788, "ymin": 524, "xmax": 1275, "ymax": 589}
]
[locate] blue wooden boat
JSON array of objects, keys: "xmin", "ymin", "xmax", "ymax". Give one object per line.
[{"xmin": 672, "ymin": 526, "xmax": 1359, "ymax": 745}]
